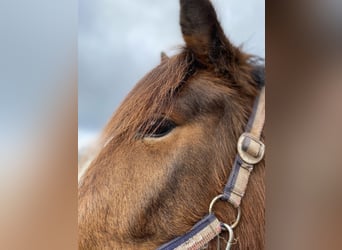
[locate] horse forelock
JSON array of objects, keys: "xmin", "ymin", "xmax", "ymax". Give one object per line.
[
  {"xmin": 101, "ymin": 49, "xmax": 260, "ymax": 146},
  {"xmin": 102, "ymin": 51, "xmax": 194, "ymax": 143}
]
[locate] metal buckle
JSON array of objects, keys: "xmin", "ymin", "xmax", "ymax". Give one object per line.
[{"xmin": 237, "ymin": 132, "xmax": 265, "ymax": 165}]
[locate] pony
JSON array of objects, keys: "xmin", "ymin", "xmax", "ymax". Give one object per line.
[{"xmin": 78, "ymin": 0, "xmax": 265, "ymax": 249}]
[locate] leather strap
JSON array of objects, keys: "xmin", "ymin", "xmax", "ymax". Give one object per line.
[
  {"xmin": 156, "ymin": 214, "xmax": 221, "ymax": 250},
  {"xmin": 222, "ymin": 87, "xmax": 265, "ymax": 207}
]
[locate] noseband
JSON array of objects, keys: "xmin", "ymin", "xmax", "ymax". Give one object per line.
[{"xmin": 157, "ymin": 85, "xmax": 265, "ymax": 250}]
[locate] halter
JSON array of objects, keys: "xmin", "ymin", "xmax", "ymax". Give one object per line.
[{"xmin": 157, "ymin": 86, "xmax": 265, "ymax": 250}]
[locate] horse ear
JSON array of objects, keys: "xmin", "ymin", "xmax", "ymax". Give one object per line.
[
  {"xmin": 180, "ymin": 0, "xmax": 238, "ymax": 67},
  {"xmin": 160, "ymin": 52, "xmax": 169, "ymax": 63}
]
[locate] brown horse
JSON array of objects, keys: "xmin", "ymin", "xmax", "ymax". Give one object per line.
[{"xmin": 78, "ymin": 0, "xmax": 265, "ymax": 249}]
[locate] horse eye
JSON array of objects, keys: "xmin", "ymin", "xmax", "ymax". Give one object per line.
[{"xmin": 143, "ymin": 118, "xmax": 176, "ymax": 138}]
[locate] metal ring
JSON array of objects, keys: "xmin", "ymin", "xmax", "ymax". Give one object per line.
[{"xmin": 209, "ymin": 194, "xmax": 241, "ymax": 229}]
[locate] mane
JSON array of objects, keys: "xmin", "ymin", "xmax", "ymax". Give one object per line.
[{"xmin": 102, "ymin": 50, "xmax": 195, "ymax": 143}]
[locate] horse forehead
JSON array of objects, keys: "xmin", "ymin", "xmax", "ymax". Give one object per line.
[
  {"xmin": 137, "ymin": 72, "xmax": 232, "ymax": 120},
  {"xmin": 175, "ymin": 75, "xmax": 233, "ymax": 108}
]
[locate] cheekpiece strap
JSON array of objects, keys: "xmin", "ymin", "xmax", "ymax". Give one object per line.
[{"xmin": 222, "ymin": 87, "xmax": 265, "ymax": 207}]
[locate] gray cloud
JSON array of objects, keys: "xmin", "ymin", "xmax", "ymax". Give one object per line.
[{"xmin": 79, "ymin": 0, "xmax": 265, "ymax": 131}]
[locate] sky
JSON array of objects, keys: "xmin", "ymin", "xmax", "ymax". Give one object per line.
[
  {"xmin": 78, "ymin": 0, "xmax": 265, "ymax": 146},
  {"xmin": 0, "ymin": 0, "xmax": 77, "ymax": 155}
]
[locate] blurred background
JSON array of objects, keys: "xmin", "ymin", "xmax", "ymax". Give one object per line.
[
  {"xmin": 78, "ymin": 0, "xmax": 265, "ymax": 150},
  {"xmin": 1, "ymin": 0, "xmax": 342, "ymax": 249},
  {"xmin": 0, "ymin": 0, "xmax": 77, "ymax": 249}
]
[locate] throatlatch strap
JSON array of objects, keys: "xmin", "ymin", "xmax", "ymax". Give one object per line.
[
  {"xmin": 223, "ymin": 87, "xmax": 265, "ymax": 207},
  {"xmin": 156, "ymin": 214, "xmax": 221, "ymax": 250}
]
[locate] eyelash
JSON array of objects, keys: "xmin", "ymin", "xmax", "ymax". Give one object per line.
[{"xmin": 142, "ymin": 118, "xmax": 177, "ymax": 138}]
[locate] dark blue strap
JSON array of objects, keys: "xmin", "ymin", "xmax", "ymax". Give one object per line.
[
  {"xmin": 245, "ymin": 90, "xmax": 261, "ymax": 133},
  {"xmin": 222, "ymin": 156, "xmax": 243, "ymax": 200},
  {"xmin": 222, "ymin": 87, "xmax": 264, "ymax": 204},
  {"xmin": 156, "ymin": 214, "xmax": 219, "ymax": 250}
]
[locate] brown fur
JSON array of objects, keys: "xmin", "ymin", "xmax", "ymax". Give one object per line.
[{"xmin": 79, "ymin": 0, "xmax": 264, "ymax": 249}]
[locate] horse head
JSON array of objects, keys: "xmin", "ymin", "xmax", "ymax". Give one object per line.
[{"xmin": 79, "ymin": 0, "xmax": 265, "ymax": 249}]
